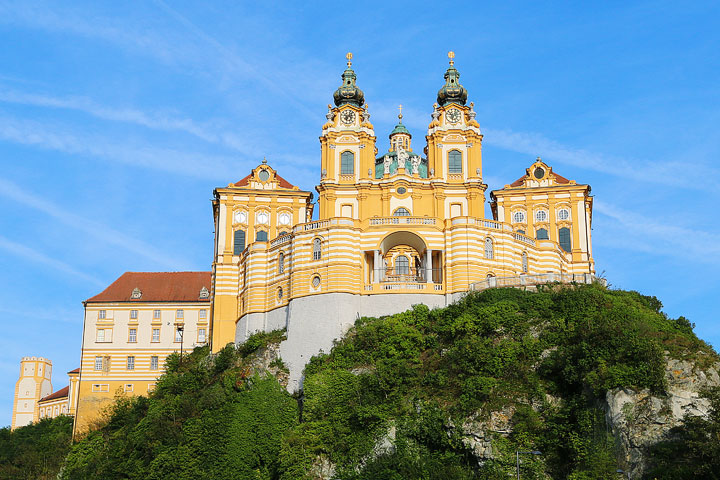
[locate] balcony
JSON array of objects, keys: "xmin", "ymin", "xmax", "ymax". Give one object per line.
[{"xmin": 364, "ymin": 267, "xmax": 444, "ymax": 293}]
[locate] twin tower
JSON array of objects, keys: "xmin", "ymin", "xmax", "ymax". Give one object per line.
[{"xmin": 210, "ymin": 53, "xmax": 596, "ymax": 390}]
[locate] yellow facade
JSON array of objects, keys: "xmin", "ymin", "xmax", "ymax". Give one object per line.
[
  {"xmin": 11, "ymin": 357, "xmax": 53, "ymax": 429},
  {"xmin": 74, "ymin": 272, "xmax": 211, "ymax": 434},
  {"xmin": 211, "ymin": 54, "xmax": 595, "ymax": 349}
]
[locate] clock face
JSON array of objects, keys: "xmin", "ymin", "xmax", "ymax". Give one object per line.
[
  {"xmin": 446, "ymin": 108, "xmax": 462, "ymax": 124},
  {"xmin": 234, "ymin": 211, "xmax": 247, "ymax": 224},
  {"xmin": 278, "ymin": 213, "xmax": 291, "ymax": 225},
  {"xmin": 340, "ymin": 110, "xmax": 356, "ymax": 125}
]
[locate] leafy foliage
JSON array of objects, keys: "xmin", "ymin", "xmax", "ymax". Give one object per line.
[
  {"xmin": 0, "ymin": 415, "xmax": 73, "ymax": 480},
  {"xmin": 27, "ymin": 285, "xmax": 715, "ymax": 479}
]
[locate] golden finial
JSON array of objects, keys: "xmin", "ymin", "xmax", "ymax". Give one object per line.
[
  {"xmin": 346, "ymin": 52, "xmax": 353, "ymax": 67},
  {"xmin": 262, "ymin": 157, "xmax": 267, "ymax": 164},
  {"xmin": 448, "ymin": 51, "xmax": 455, "ymax": 65},
  {"xmin": 398, "ymin": 104, "xmax": 403, "ymax": 121}
]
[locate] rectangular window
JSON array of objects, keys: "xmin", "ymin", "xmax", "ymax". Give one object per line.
[
  {"xmin": 94, "ymin": 356, "xmax": 103, "ymax": 371},
  {"xmin": 152, "ymin": 328, "xmax": 160, "ymax": 342},
  {"xmin": 92, "ymin": 384, "xmax": 109, "ymax": 393},
  {"xmin": 150, "ymin": 356, "xmax": 159, "ymax": 370},
  {"xmin": 153, "ymin": 309, "xmax": 161, "ymax": 319},
  {"xmin": 96, "ymin": 329, "xmax": 105, "ymax": 342},
  {"xmin": 147, "ymin": 384, "xmax": 156, "ymax": 392},
  {"xmin": 176, "ymin": 309, "xmax": 184, "ymax": 319},
  {"xmin": 130, "ymin": 309, "xmax": 138, "ymax": 319},
  {"xmin": 199, "ymin": 309, "xmax": 207, "ymax": 320},
  {"xmin": 175, "ymin": 328, "xmax": 183, "ymax": 342},
  {"xmin": 124, "ymin": 384, "xmax": 134, "ymax": 393},
  {"xmin": 128, "ymin": 328, "xmax": 137, "ymax": 343},
  {"xmin": 98, "ymin": 310, "xmax": 106, "ymax": 319},
  {"xmin": 127, "ymin": 356, "xmax": 135, "ymax": 370},
  {"xmin": 198, "ymin": 328, "xmax": 206, "ymax": 343}
]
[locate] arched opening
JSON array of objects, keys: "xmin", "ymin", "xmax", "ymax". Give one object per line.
[
  {"xmin": 484, "ymin": 237, "xmax": 494, "ymax": 259},
  {"xmin": 256, "ymin": 230, "xmax": 268, "ymax": 242},
  {"xmin": 448, "ymin": 149, "xmax": 462, "ymax": 174},
  {"xmin": 393, "ymin": 207, "xmax": 411, "ymax": 216},
  {"xmin": 369, "ymin": 231, "xmax": 440, "ymax": 284},
  {"xmin": 559, "ymin": 227, "xmax": 571, "ymax": 252},
  {"xmin": 340, "ymin": 151, "xmax": 354, "ymax": 175},
  {"xmin": 312, "ymin": 237, "xmax": 322, "ymax": 260},
  {"xmin": 536, "ymin": 228, "xmax": 549, "ymax": 240}
]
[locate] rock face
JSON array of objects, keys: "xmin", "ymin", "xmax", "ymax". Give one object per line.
[
  {"xmin": 605, "ymin": 357, "xmax": 720, "ymax": 478},
  {"xmin": 244, "ymin": 342, "xmax": 290, "ymax": 388},
  {"xmin": 460, "ymin": 408, "xmax": 514, "ymax": 463}
]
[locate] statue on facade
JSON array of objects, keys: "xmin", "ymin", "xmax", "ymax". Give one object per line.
[
  {"xmin": 410, "ymin": 155, "xmax": 420, "ymax": 175},
  {"xmin": 397, "ymin": 146, "xmax": 409, "ymax": 169},
  {"xmin": 383, "ymin": 154, "xmax": 392, "ymax": 174}
]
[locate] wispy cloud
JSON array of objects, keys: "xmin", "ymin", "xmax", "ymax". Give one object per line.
[
  {"xmin": 0, "ymin": 177, "xmax": 185, "ymax": 270},
  {"xmin": 483, "ymin": 128, "xmax": 719, "ymax": 190},
  {"xmin": 0, "ymin": 234, "xmax": 105, "ymax": 286},
  {"xmin": 0, "ymin": 115, "xmax": 247, "ymax": 180},
  {"xmin": 594, "ymin": 201, "xmax": 720, "ymax": 263},
  {"xmin": 0, "ymin": 88, "xmax": 254, "ymax": 151}
]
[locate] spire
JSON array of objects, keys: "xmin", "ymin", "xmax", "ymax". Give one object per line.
[
  {"xmin": 437, "ymin": 51, "xmax": 468, "ymax": 107},
  {"xmin": 333, "ymin": 52, "xmax": 365, "ymax": 107}
]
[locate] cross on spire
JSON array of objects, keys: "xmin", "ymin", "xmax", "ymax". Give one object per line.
[
  {"xmin": 346, "ymin": 52, "xmax": 353, "ymax": 67},
  {"xmin": 448, "ymin": 51, "xmax": 455, "ymax": 65},
  {"xmin": 398, "ymin": 104, "xmax": 403, "ymax": 121}
]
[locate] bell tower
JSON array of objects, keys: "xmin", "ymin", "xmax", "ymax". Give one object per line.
[
  {"xmin": 426, "ymin": 52, "xmax": 487, "ymax": 218},
  {"xmin": 318, "ymin": 53, "xmax": 377, "ymax": 220}
]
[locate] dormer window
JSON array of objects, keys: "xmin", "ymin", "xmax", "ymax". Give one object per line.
[
  {"xmin": 130, "ymin": 288, "xmax": 142, "ymax": 299},
  {"xmin": 199, "ymin": 286, "xmax": 209, "ymax": 299}
]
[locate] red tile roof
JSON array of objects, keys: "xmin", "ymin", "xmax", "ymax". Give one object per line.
[
  {"xmin": 233, "ymin": 172, "xmax": 295, "ymax": 189},
  {"xmin": 68, "ymin": 368, "xmax": 80, "ymax": 374},
  {"xmin": 86, "ymin": 272, "xmax": 211, "ymax": 303},
  {"xmin": 39, "ymin": 386, "xmax": 68, "ymax": 403}
]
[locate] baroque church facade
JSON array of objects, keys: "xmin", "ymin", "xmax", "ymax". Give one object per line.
[
  {"xmin": 12, "ymin": 53, "xmax": 596, "ymax": 431},
  {"xmin": 211, "ymin": 53, "xmax": 595, "ymax": 390}
]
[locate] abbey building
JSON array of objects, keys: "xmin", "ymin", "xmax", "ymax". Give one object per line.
[{"xmin": 12, "ymin": 53, "xmax": 596, "ymax": 432}]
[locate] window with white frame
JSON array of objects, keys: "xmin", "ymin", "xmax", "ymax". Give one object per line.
[
  {"xmin": 395, "ymin": 255, "xmax": 410, "ymax": 275},
  {"xmin": 127, "ymin": 356, "xmax": 135, "ymax": 370},
  {"xmin": 448, "ymin": 150, "xmax": 462, "ymax": 173},
  {"xmin": 152, "ymin": 328, "xmax": 160, "ymax": 343},
  {"xmin": 198, "ymin": 328, "xmax": 206, "ymax": 343},
  {"xmin": 393, "ymin": 207, "xmax": 411, "ymax": 216},
  {"xmin": 96, "ymin": 329, "xmax": 105, "ymax": 342},
  {"xmin": 340, "ymin": 151, "xmax": 355, "ymax": 175},
  {"xmin": 312, "ymin": 238, "xmax": 322, "ymax": 260},
  {"xmin": 512, "ymin": 211, "xmax": 525, "ymax": 223},
  {"xmin": 176, "ymin": 309, "xmax": 184, "ymax": 319},
  {"xmin": 557, "ymin": 208, "xmax": 570, "ymax": 220},
  {"xmin": 128, "ymin": 328, "xmax": 137, "ymax": 343},
  {"xmin": 535, "ymin": 210, "xmax": 547, "ymax": 222},
  {"xmin": 124, "ymin": 384, "xmax": 133, "ymax": 393},
  {"xmin": 150, "ymin": 356, "xmax": 159, "ymax": 370},
  {"xmin": 484, "ymin": 237, "xmax": 494, "ymax": 259},
  {"xmin": 94, "ymin": 356, "xmax": 103, "ymax": 371},
  {"xmin": 175, "ymin": 328, "xmax": 183, "ymax": 342},
  {"xmin": 130, "ymin": 309, "xmax": 138, "ymax": 319},
  {"xmin": 279, "ymin": 252, "xmax": 285, "ymax": 274},
  {"xmin": 98, "ymin": 310, "xmax": 106, "ymax": 319},
  {"xmin": 199, "ymin": 309, "xmax": 207, "ymax": 320},
  {"xmin": 153, "ymin": 309, "xmax": 161, "ymax": 319}
]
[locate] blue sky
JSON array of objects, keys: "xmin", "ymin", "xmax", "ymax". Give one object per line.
[{"xmin": 0, "ymin": 1, "xmax": 718, "ymax": 427}]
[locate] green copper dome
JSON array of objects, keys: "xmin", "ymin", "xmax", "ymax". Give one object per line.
[
  {"xmin": 333, "ymin": 54, "xmax": 365, "ymax": 107},
  {"xmin": 437, "ymin": 54, "xmax": 468, "ymax": 107},
  {"xmin": 390, "ymin": 121, "xmax": 410, "ymax": 136}
]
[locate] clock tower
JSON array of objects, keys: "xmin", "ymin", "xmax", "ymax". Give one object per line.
[{"xmin": 317, "ymin": 53, "xmax": 377, "ymax": 219}]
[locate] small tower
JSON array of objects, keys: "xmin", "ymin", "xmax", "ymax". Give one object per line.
[
  {"xmin": 11, "ymin": 357, "xmax": 53, "ymax": 429},
  {"xmin": 389, "ymin": 105, "xmax": 411, "ymax": 152}
]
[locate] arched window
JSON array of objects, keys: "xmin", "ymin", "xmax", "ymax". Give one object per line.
[
  {"xmin": 313, "ymin": 238, "xmax": 322, "ymax": 260},
  {"xmin": 512, "ymin": 211, "xmax": 525, "ymax": 223},
  {"xmin": 536, "ymin": 228, "xmax": 549, "ymax": 240},
  {"xmin": 393, "ymin": 207, "xmax": 411, "ymax": 216},
  {"xmin": 278, "ymin": 252, "xmax": 284, "ymax": 274},
  {"xmin": 448, "ymin": 150, "xmax": 462, "ymax": 174},
  {"xmin": 256, "ymin": 230, "xmax": 268, "ymax": 242},
  {"xmin": 484, "ymin": 237, "xmax": 494, "ymax": 259},
  {"xmin": 395, "ymin": 255, "xmax": 409, "ymax": 275},
  {"xmin": 233, "ymin": 229, "xmax": 246, "ymax": 255},
  {"xmin": 517, "ymin": 229, "xmax": 526, "ymax": 235},
  {"xmin": 340, "ymin": 151, "xmax": 355, "ymax": 174},
  {"xmin": 522, "ymin": 251, "xmax": 528, "ymax": 273},
  {"xmin": 559, "ymin": 227, "xmax": 571, "ymax": 252}
]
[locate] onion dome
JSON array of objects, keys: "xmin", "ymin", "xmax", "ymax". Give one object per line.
[
  {"xmin": 437, "ymin": 51, "xmax": 468, "ymax": 107},
  {"xmin": 333, "ymin": 53, "xmax": 365, "ymax": 107}
]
